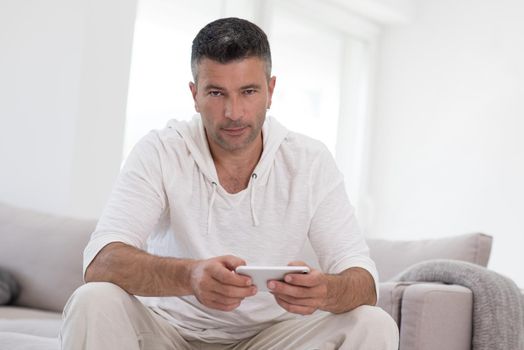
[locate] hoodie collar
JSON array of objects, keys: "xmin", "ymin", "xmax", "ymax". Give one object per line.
[
  {"xmin": 168, "ymin": 114, "xmax": 289, "ymax": 231},
  {"xmin": 170, "ymin": 114, "xmax": 289, "ymax": 187}
]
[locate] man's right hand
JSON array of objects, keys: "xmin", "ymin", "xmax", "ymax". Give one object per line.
[
  {"xmin": 189, "ymin": 255, "xmax": 257, "ymax": 311},
  {"xmin": 85, "ymin": 243, "xmax": 255, "ymax": 310}
]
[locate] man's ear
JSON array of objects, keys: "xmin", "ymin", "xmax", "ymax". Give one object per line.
[
  {"xmin": 267, "ymin": 76, "xmax": 276, "ymax": 109},
  {"xmin": 189, "ymin": 81, "xmax": 200, "ymax": 112}
]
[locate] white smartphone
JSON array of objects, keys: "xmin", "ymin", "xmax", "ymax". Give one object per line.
[{"xmin": 235, "ymin": 266, "xmax": 310, "ymax": 292}]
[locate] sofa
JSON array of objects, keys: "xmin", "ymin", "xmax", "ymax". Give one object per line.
[{"xmin": 0, "ymin": 202, "xmax": 515, "ymax": 349}]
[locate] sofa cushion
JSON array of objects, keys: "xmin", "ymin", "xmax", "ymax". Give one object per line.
[
  {"xmin": 0, "ymin": 202, "xmax": 95, "ymax": 312},
  {"xmin": 367, "ymin": 233, "xmax": 492, "ymax": 281},
  {"xmin": 0, "ymin": 306, "xmax": 61, "ymax": 320},
  {"xmin": 0, "ymin": 306, "xmax": 61, "ymax": 339},
  {"xmin": 0, "ymin": 332, "xmax": 59, "ymax": 350},
  {"xmin": 0, "ymin": 319, "xmax": 62, "ymax": 338}
]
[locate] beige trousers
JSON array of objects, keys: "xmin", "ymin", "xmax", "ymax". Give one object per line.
[{"xmin": 60, "ymin": 282, "xmax": 398, "ymax": 350}]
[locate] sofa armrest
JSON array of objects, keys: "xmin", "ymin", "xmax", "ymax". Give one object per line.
[
  {"xmin": 378, "ymin": 281, "xmax": 412, "ymax": 324},
  {"xmin": 399, "ymin": 283, "xmax": 472, "ymax": 350}
]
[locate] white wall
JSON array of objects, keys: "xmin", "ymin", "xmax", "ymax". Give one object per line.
[
  {"xmin": 6, "ymin": 0, "xmax": 520, "ymax": 285},
  {"xmin": 369, "ymin": 0, "xmax": 524, "ymax": 285},
  {"xmin": 0, "ymin": 0, "xmax": 137, "ymax": 219},
  {"xmin": 0, "ymin": 0, "xmax": 407, "ymax": 220}
]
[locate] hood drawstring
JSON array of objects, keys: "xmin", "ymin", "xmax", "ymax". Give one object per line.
[
  {"xmin": 207, "ymin": 181, "xmax": 218, "ymax": 235},
  {"xmin": 250, "ymin": 173, "xmax": 259, "ymax": 226},
  {"xmin": 173, "ymin": 116, "xmax": 288, "ymax": 233},
  {"xmin": 207, "ymin": 174, "xmax": 259, "ymax": 234}
]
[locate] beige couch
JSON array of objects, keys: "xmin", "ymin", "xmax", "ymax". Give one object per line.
[{"xmin": 0, "ymin": 202, "xmax": 497, "ymax": 349}]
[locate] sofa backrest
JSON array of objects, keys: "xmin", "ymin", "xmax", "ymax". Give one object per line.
[
  {"xmin": 0, "ymin": 202, "xmax": 95, "ymax": 312},
  {"xmin": 299, "ymin": 232, "xmax": 492, "ymax": 282},
  {"xmin": 0, "ymin": 201, "xmax": 494, "ymax": 311},
  {"xmin": 367, "ymin": 233, "xmax": 493, "ymax": 281}
]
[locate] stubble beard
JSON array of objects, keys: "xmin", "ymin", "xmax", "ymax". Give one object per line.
[{"xmin": 210, "ymin": 114, "xmax": 266, "ymax": 152}]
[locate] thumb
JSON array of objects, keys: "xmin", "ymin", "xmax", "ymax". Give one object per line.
[
  {"xmin": 288, "ymin": 261, "xmax": 309, "ymax": 267},
  {"xmin": 220, "ymin": 255, "xmax": 247, "ymax": 271}
]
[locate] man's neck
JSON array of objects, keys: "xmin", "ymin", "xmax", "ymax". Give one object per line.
[{"xmin": 208, "ymin": 134, "xmax": 263, "ymax": 193}]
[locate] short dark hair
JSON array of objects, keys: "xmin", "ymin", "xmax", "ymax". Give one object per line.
[{"xmin": 191, "ymin": 17, "xmax": 272, "ymax": 82}]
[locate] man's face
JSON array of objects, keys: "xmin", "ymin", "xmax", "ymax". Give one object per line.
[{"xmin": 189, "ymin": 57, "xmax": 276, "ymax": 153}]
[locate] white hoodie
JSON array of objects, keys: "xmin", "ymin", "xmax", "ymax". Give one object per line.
[{"xmin": 84, "ymin": 115, "xmax": 378, "ymax": 343}]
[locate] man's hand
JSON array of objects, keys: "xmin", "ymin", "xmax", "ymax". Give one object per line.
[
  {"xmin": 189, "ymin": 255, "xmax": 257, "ymax": 311},
  {"xmin": 268, "ymin": 262, "xmax": 377, "ymax": 315},
  {"xmin": 267, "ymin": 261, "xmax": 328, "ymax": 315},
  {"xmin": 86, "ymin": 244, "xmax": 257, "ymax": 310}
]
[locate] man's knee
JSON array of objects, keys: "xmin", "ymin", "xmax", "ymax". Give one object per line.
[
  {"xmin": 64, "ymin": 282, "xmax": 130, "ymax": 316},
  {"xmin": 346, "ymin": 305, "xmax": 399, "ymax": 347},
  {"xmin": 351, "ymin": 305, "xmax": 398, "ymax": 330}
]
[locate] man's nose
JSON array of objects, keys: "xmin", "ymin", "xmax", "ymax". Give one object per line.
[{"xmin": 224, "ymin": 95, "xmax": 243, "ymax": 121}]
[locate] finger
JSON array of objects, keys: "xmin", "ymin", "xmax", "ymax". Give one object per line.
[
  {"xmin": 220, "ymin": 255, "xmax": 247, "ymax": 271},
  {"xmin": 274, "ymin": 295, "xmax": 316, "ymax": 315},
  {"xmin": 208, "ymin": 292, "xmax": 247, "ymax": 307},
  {"xmin": 213, "ymin": 284, "xmax": 257, "ymax": 299},
  {"xmin": 195, "ymin": 289, "xmax": 243, "ymax": 311},
  {"xmin": 207, "ymin": 299, "xmax": 242, "ymax": 312},
  {"xmin": 213, "ymin": 269, "xmax": 252, "ymax": 288},
  {"xmin": 197, "ymin": 271, "xmax": 252, "ymax": 298},
  {"xmin": 283, "ymin": 270, "xmax": 323, "ymax": 288},
  {"xmin": 274, "ymin": 293, "xmax": 319, "ymax": 307},
  {"xmin": 198, "ymin": 288, "xmax": 248, "ymax": 311},
  {"xmin": 212, "ymin": 263, "xmax": 252, "ymax": 287},
  {"xmin": 268, "ymin": 280, "xmax": 308, "ymax": 298},
  {"xmin": 206, "ymin": 267, "xmax": 256, "ymax": 297},
  {"xmin": 287, "ymin": 261, "xmax": 309, "ymax": 267},
  {"xmin": 196, "ymin": 272, "xmax": 253, "ymax": 302}
]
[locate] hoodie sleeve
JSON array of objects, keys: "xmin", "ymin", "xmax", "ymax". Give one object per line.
[
  {"xmin": 83, "ymin": 131, "xmax": 167, "ymax": 279},
  {"xmin": 307, "ymin": 148, "xmax": 379, "ymax": 300}
]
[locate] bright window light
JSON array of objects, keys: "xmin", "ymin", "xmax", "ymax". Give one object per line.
[{"xmin": 269, "ymin": 9, "xmax": 343, "ymax": 155}]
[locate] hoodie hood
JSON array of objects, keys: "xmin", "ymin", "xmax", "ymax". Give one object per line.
[{"xmin": 166, "ymin": 115, "xmax": 289, "ymax": 230}]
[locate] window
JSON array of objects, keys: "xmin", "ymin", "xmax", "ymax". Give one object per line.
[
  {"xmin": 124, "ymin": 0, "xmax": 222, "ymax": 156},
  {"xmin": 124, "ymin": 0, "xmax": 378, "ymax": 225},
  {"xmin": 268, "ymin": 7, "xmax": 343, "ymax": 155}
]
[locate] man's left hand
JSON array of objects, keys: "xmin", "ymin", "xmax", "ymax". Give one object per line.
[{"xmin": 268, "ymin": 261, "xmax": 328, "ymax": 315}]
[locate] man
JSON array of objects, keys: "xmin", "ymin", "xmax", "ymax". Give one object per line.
[{"xmin": 61, "ymin": 17, "xmax": 398, "ymax": 349}]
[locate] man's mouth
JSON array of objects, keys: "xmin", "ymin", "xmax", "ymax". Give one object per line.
[{"xmin": 222, "ymin": 126, "xmax": 247, "ymax": 136}]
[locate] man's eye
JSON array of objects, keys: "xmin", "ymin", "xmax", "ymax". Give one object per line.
[
  {"xmin": 209, "ymin": 91, "xmax": 222, "ymax": 97},
  {"xmin": 244, "ymin": 89, "xmax": 257, "ymax": 95}
]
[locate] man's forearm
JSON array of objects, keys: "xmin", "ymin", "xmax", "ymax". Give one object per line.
[
  {"xmin": 321, "ymin": 267, "xmax": 377, "ymax": 314},
  {"xmin": 85, "ymin": 242, "xmax": 196, "ymax": 296}
]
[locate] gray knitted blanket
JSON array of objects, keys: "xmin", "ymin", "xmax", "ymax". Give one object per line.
[{"xmin": 396, "ymin": 260, "xmax": 524, "ymax": 350}]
